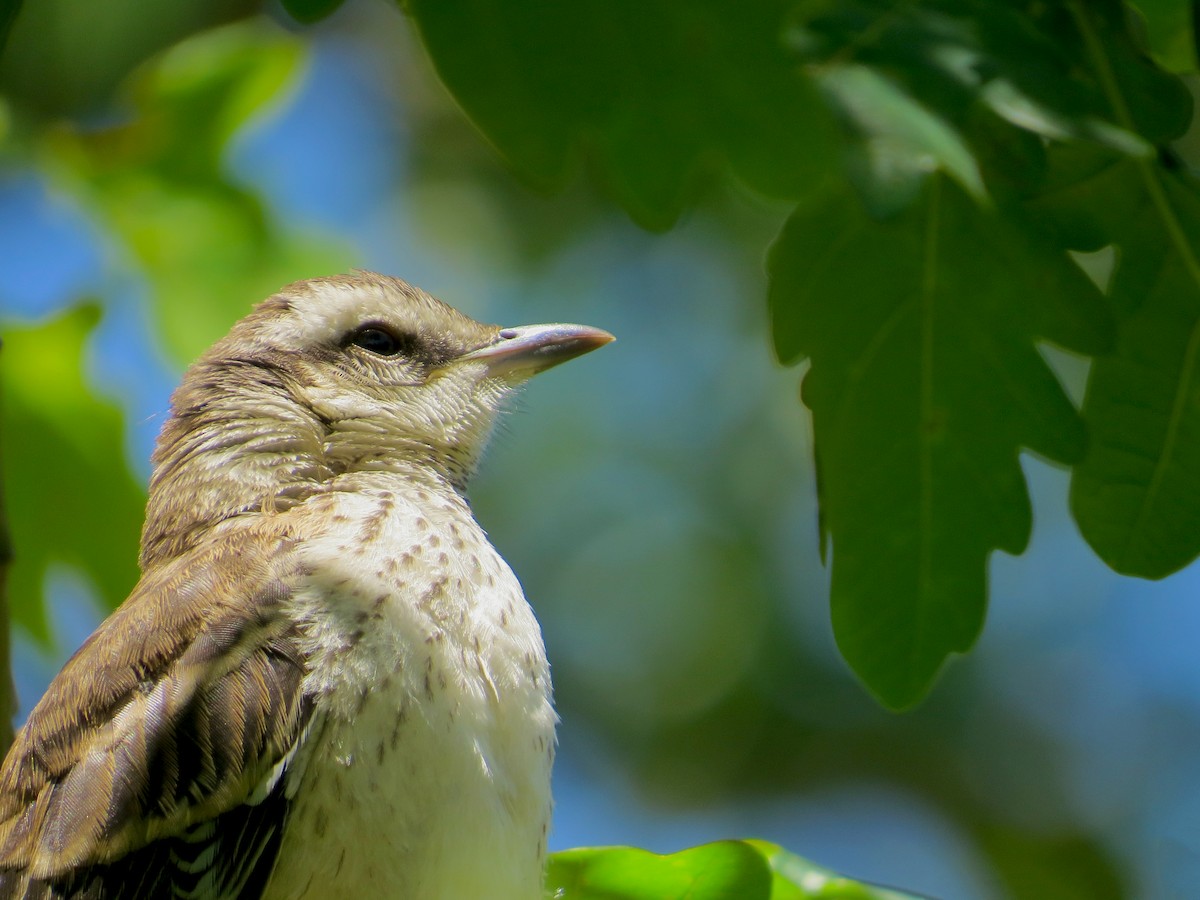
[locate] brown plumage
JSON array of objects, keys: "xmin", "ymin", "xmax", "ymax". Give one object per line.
[{"xmin": 0, "ymin": 273, "xmax": 612, "ymax": 899}]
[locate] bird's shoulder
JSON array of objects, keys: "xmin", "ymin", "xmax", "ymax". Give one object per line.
[{"xmin": 0, "ymin": 519, "xmax": 314, "ymax": 894}]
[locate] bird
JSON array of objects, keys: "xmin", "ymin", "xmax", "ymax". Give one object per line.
[{"xmin": 0, "ymin": 271, "xmax": 613, "ymax": 899}]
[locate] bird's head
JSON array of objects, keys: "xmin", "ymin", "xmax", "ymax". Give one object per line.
[{"xmin": 140, "ymin": 272, "xmax": 612, "ymax": 568}]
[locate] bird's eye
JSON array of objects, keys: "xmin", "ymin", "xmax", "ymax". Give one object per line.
[{"xmin": 349, "ymin": 326, "xmax": 409, "ymax": 357}]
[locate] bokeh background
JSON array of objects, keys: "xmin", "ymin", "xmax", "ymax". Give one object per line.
[{"xmin": 1, "ymin": 2, "xmax": 1197, "ymax": 897}]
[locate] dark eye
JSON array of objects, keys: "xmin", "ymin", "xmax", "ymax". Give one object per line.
[{"xmin": 349, "ymin": 326, "xmax": 409, "ymax": 357}]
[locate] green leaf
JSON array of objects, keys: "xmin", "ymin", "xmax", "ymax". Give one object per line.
[
  {"xmin": 748, "ymin": 841, "xmax": 929, "ymax": 899},
  {"xmin": 1127, "ymin": 0, "xmax": 1199, "ymax": 73},
  {"xmin": 281, "ymin": 0, "xmax": 346, "ymax": 25},
  {"xmin": 546, "ymin": 842, "xmax": 773, "ymax": 900},
  {"xmin": 0, "ymin": 0, "xmax": 260, "ymax": 116},
  {"xmin": 817, "ymin": 64, "xmax": 985, "ymax": 214},
  {"xmin": 791, "ymin": 0, "xmax": 1167, "ymax": 153},
  {"xmin": 0, "ymin": 0, "xmax": 22, "ymax": 55},
  {"xmin": 545, "ymin": 841, "xmax": 930, "ymax": 900},
  {"xmin": 1065, "ymin": 0, "xmax": 1193, "ymax": 143},
  {"xmin": 768, "ymin": 176, "xmax": 1112, "ymax": 707},
  {"xmin": 1042, "ymin": 152, "xmax": 1200, "ymax": 577},
  {"xmin": 974, "ymin": 826, "xmax": 1128, "ymax": 900},
  {"xmin": 0, "ymin": 307, "xmax": 145, "ymax": 642},
  {"xmin": 1019, "ymin": 2, "xmax": 1200, "ymax": 577},
  {"xmin": 405, "ymin": 0, "xmax": 838, "ymax": 230},
  {"xmin": 1021, "ymin": 143, "xmax": 1141, "ymax": 252}
]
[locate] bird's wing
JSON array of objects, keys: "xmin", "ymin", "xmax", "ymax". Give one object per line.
[{"xmin": 0, "ymin": 525, "xmax": 316, "ymax": 900}]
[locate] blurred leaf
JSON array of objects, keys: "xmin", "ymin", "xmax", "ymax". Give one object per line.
[
  {"xmin": 0, "ymin": 0, "xmax": 258, "ymax": 116},
  {"xmin": 406, "ymin": 0, "xmax": 838, "ymax": 230},
  {"xmin": 1127, "ymin": 0, "xmax": 1199, "ymax": 72},
  {"xmin": 110, "ymin": 187, "xmax": 348, "ymax": 363},
  {"xmin": 767, "ymin": 176, "xmax": 1112, "ymax": 707},
  {"xmin": 0, "ymin": 0, "xmax": 21, "ymax": 55},
  {"xmin": 0, "ymin": 306, "xmax": 144, "ymax": 642},
  {"xmin": 816, "ymin": 64, "xmax": 985, "ymax": 215},
  {"xmin": 1021, "ymin": 143, "xmax": 1141, "ymax": 252},
  {"xmin": 281, "ymin": 0, "xmax": 347, "ymax": 25},
  {"xmin": 1068, "ymin": 0, "xmax": 1194, "ymax": 143},
  {"xmin": 976, "ymin": 826, "xmax": 1127, "ymax": 899},
  {"xmin": 139, "ymin": 19, "xmax": 302, "ymax": 162},
  {"xmin": 42, "ymin": 23, "xmax": 355, "ymax": 362}
]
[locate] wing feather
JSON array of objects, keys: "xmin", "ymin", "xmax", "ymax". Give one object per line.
[{"xmin": 0, "ymin": 525, "xmax": 313, "ymax": 899}]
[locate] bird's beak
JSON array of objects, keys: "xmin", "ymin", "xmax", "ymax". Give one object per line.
[{"xmin": 458, "ymin": 323, "xmax": 615, "ymax": 380}]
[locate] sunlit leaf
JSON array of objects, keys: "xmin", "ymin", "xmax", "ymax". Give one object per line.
[
  {"xmin": 546, "ymin": 842, "xmax": 773, "ymax": 900},
  {"xmin": 545, "ymin": 841, "xmax": 930, "ymax": 900},
  {"xmin": 749, "ymin": 841, "xmax": 929, "ymax": 899},
  {"xmin": 0, "ymin": 306, "xmax": 144, "ymax": 642},
  {"xmin": 768, "ymin": 176, "xmax": 1112, "ymax": 707}
]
